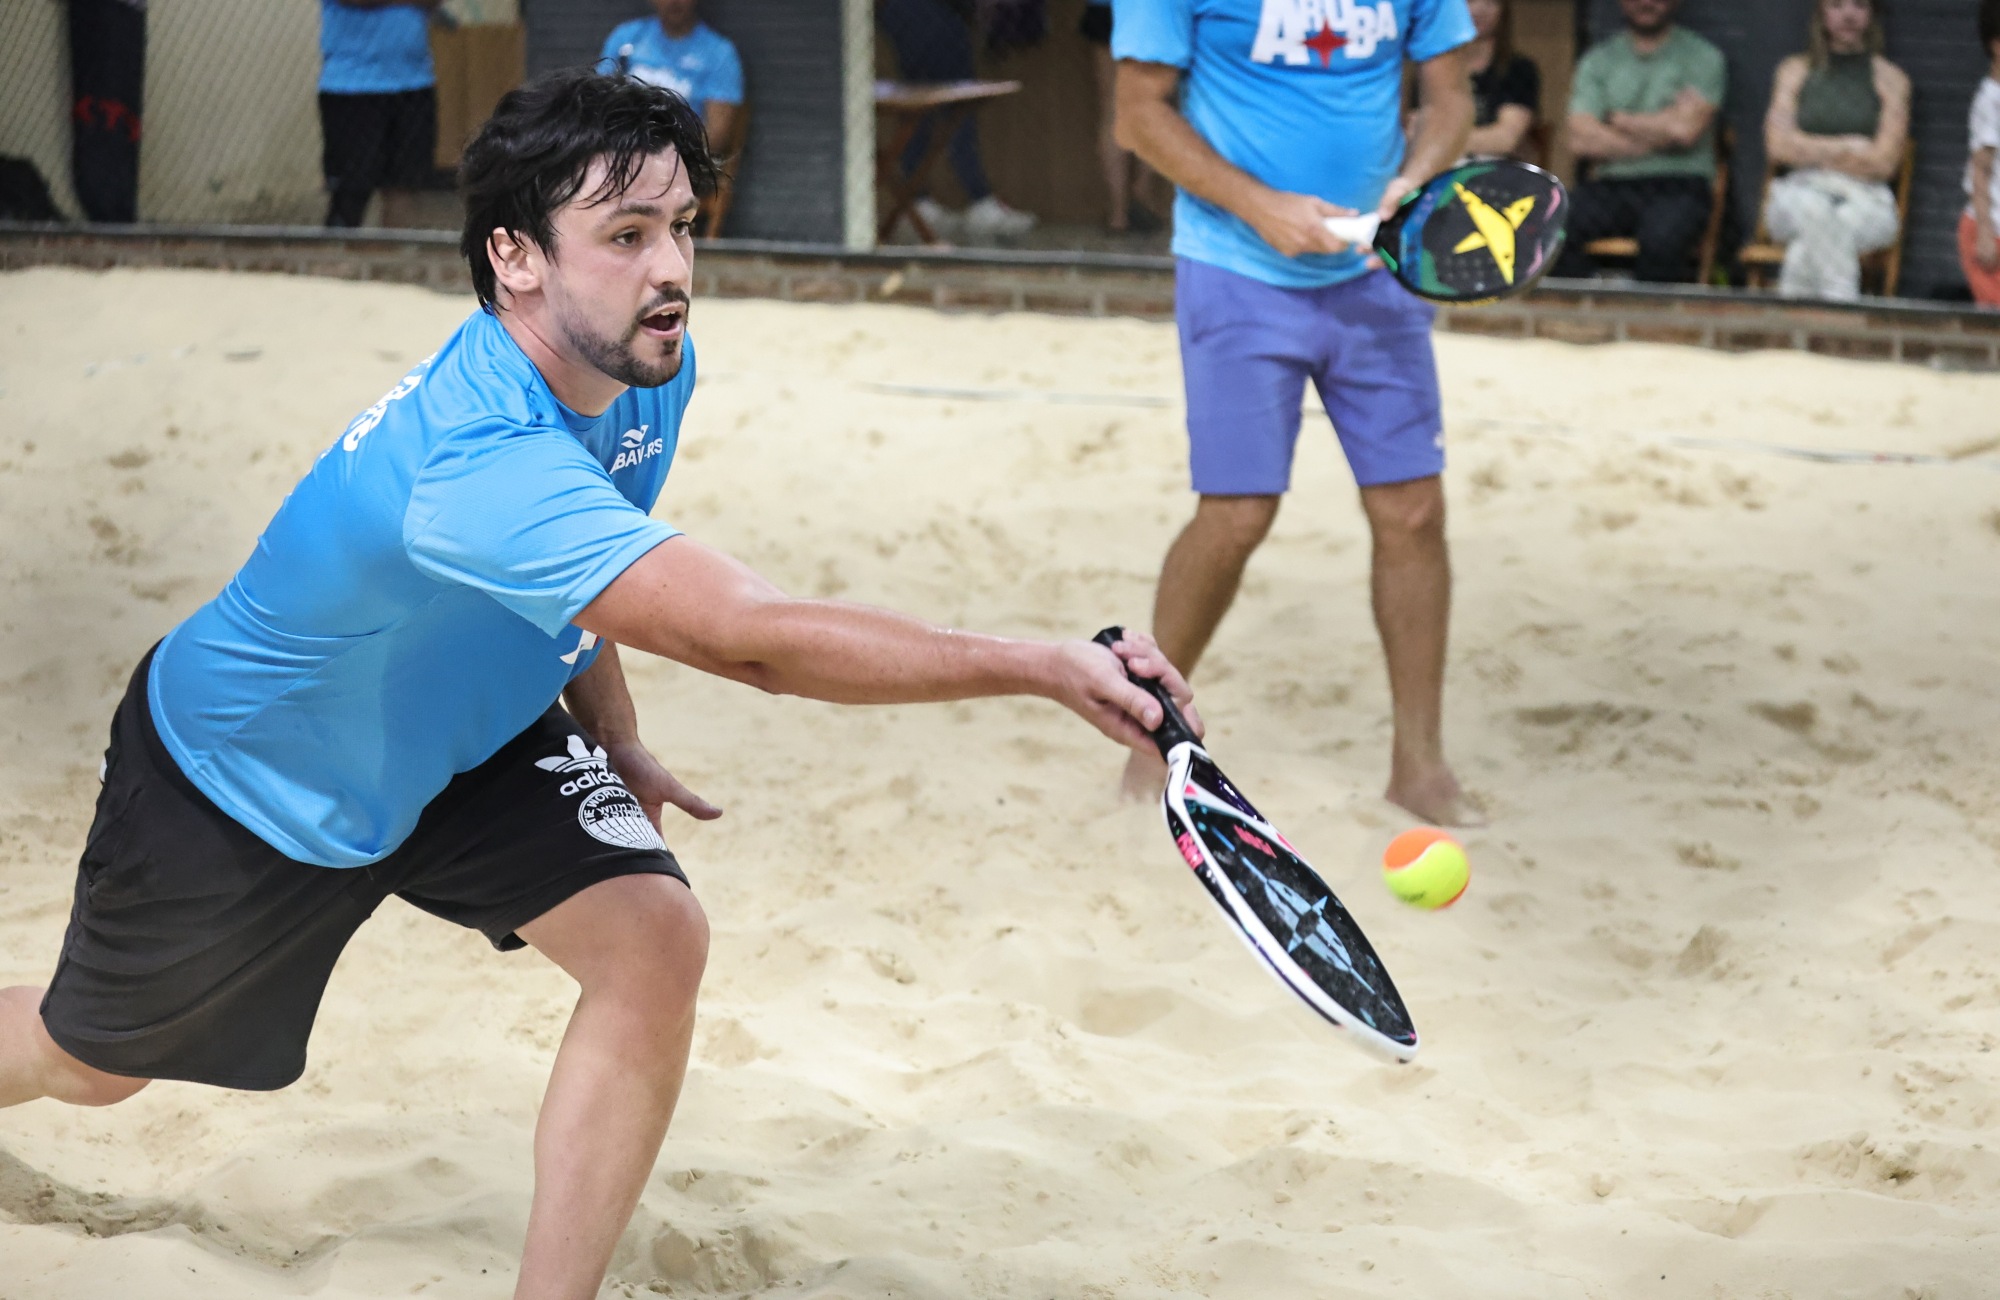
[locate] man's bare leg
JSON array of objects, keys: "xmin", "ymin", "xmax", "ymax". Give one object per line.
[
  {"xmin": 1359, "ymin": 476, "xmax": 1477, "ymax": 826},
  {"xmin": 0, "ymin": 985, "xmax": 151, "ymax": 1109},
  {"xmin": 513, "ymin": 873, "xmax": 709, "ymax": 1300},
  {"xmin": 1120, "ymin": 494, "xmax": 1280, "ymax": 799}
]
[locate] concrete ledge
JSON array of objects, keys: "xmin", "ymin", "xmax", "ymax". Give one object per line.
[{"xmin": 4, "ymin": 222, "xmax": 1996, "ymax": 369}]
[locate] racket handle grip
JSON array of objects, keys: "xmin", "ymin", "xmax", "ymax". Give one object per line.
[
  {"xmin": 1321, "ymin": 213, "xmax": 1381, "ymax": 248},
  {"xmin": 1092, "ymin": 626, "xmax": 1201, "ymax": 759}
]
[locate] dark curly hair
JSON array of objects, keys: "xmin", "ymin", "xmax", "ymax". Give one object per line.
[
  {"xmin": 458, "ymin": 68, "xmax": 721, "ymax": 312},
  {"xmin": 1984, "ymin": 0, "xmax": 2000, "ymax": 53}
]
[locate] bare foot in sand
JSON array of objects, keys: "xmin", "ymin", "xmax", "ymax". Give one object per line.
[
  {"xmin": 1385, "ymin": 762, "xmax": 1485, "ymax": 827},
  {"xmin": 1120, "ymin": 748, "xmax": 1166, "ymax": 803}
]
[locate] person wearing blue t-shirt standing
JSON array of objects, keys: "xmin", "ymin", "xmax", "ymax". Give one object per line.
[
  {"xmin": 318, "ymin": 0, "xmax": 441, "ymax": 228},
  {"xmin": 1112, "ymin": 0, "xmax": 1480, "ymax": 826},
  {"xmin": 600, "ymin": 0, "xmax": 745, "ymax": 149},
  {"xmin": 0, "ymin": 71, "xmax": 1194, "ymax": 1299}
]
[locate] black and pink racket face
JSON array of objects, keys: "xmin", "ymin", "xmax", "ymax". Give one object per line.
[
  {"xmin": 1170, "ymin": 752, "xmax": 1418, "ymax": 1056},
  {"xmin": 1379, "ymin": 160, "xmax": 1569, "ymax": 304}
]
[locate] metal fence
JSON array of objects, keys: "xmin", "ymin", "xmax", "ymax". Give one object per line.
[{"xmin": 0, "ymin": 0, "xmax": 1992, "ymax": 304}]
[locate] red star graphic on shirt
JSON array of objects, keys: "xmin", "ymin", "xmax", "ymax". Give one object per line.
[{"xmin": 1303, "ymin": 24, "xmax": 1347, "ymax": 66}]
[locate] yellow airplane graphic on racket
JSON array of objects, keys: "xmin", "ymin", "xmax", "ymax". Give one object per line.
[{"xmin": 1450, "ymin": 184, "xmax": 1538, "ymax": 284}]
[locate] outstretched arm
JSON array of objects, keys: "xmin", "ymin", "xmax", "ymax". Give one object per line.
[{"xmin": 576, "ymin": 536, "xmax": 1200, "ymax": 753}]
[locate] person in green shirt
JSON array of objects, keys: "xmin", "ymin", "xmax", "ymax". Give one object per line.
[{"xmin": 1554, "ymin": 0, "xmax": 1727, "ymax": 282}]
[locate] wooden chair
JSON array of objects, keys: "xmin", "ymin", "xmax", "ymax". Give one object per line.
[
  {"xmin": 701, "ymin": 104, "xmax": 750, "ymax": 239},
  {"xmin": 1581, "ymin": 126, "xmax": 1732, "ymax": 285},
  {"xmin": 1523, "ymin": 120, "xmax": 1552, "ymax": 169},
  {"xmin": 1738, "ymin": 140, "xmax": 1915, "ymax": 296}
]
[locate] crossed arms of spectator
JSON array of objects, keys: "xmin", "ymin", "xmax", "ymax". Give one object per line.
[
  {"xmin": 1763, "ymin": 54, "xmax": 1910, "ymax": 185},
  {"xmin": 1568, "ymin": 87, "xmax": 1715, "ymax": 162}
]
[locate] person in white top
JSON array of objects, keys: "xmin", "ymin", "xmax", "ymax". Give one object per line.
[{"xmin": 1961, "ymin": 0, "xmax": 2000, "ymax": 304}]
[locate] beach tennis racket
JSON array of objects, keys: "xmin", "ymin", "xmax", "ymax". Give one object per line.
[
  {"xmin": 1095, "ymin": 628, "xmax": 1419, "ymax": 1062},
  {"xmin": 1323, "ymin": 159, "xmax": 1567, "ymax": 304}
]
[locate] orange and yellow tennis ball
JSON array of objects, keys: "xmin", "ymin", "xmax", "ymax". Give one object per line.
[{"xmin": 1381, "ymin": 829, "xmax": 1470, "ymax": 909}]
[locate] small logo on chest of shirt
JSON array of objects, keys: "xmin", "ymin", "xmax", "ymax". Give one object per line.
[
  {"xmin": 611, "ymin": 424, "xmax": 665, "ymax": 474},
  {"xmin": 1251, "ymin": 0, "xmax": 1401, "ymax": 66}
]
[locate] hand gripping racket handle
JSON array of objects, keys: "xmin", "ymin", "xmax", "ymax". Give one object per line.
[
  {"xmin": 1093, "ymin": 626, "xmax": 1201, "ymax": 760},
  {"xmin": 1321, "ymin": 213, "xmax": 1382, "ymax": 248}
]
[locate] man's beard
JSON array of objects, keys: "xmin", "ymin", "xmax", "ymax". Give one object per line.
[
  {"xmin": 1626, "ymin": 7, "xmax": 1671, "ymax": 35},
  {"xmin": 560, "ymin": 295, "xmax": 687, "ymax": 390}
]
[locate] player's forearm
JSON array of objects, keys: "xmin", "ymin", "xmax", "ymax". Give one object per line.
[
  {"xmin": 1116, "ymin": 87, "xmax": 1269, "ymax": 224},
  {"xmin": 578, "ymin": 538, "xmax": 1068, "ymax": 708},
  {"xmin": 697, "ymin": 601, "xmax": 1067, "ymax": 706},
  {"xmin": 561, "ymin": 642, "xmax": 642, "ymax": 745},
  {"xmin": 1974, "ymin": 153, "xmax": 1996, "ymax": 234},
  {"xmin": 1402, "ymin": 64, "xmax": 1473, "ymax": 184}
]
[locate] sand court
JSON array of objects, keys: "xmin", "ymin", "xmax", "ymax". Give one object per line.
[{"xmin": 2, "ymin": 266, "xmax": 1999, "ymax": 1297}]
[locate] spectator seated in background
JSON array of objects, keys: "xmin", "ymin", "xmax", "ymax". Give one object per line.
[
  {"xmin": 876, "ymin": 0, "xmax": 1037, "ymax": 241},
  {"xmin": 1762, "ymin": 0, "xmax": 1910, "ymax": 301},
  {"xmin": 1554, "ymin": 0, "xmax": 1725, "ymax": 283},
  {"xmin": 318, "ymin": 0, "xmax": 443, "ymax": 229},
  {"xmin": 601, "ymin": 0, "xmax": 744, "ymax": 151},
  {"xmin": 1410, "ymin": 0, "xmax": 1540, "ymax": 162},
  {"xmin": 1964, "ymin": 0, "xmax": 2000, "ymax": 306}
]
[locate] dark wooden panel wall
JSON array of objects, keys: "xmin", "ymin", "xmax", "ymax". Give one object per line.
[
  {"xmin": 1582, "ymin": 0, "xmax": 1990, "ymax": 298},
  {"xmin": 519, "ymin": 0, "xmax": 846, "ymax": 244}
]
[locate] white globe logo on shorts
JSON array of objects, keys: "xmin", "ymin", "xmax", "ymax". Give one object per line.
[{"xmin": 577, "ymin": 785, "xmax": 666, "ymax": 851}]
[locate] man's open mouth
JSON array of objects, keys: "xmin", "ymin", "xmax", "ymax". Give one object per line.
[{"xmin": 639, "ymin": 304, "xmax": 685, "ymax": 339}]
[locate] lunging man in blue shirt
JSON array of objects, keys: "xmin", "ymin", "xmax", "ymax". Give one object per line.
[
  {"xmin": 0, "ymin": 71, "xmax": 1192, "ymax": 1300},
  {"xmin": 1113, "ymin": 0, "xmax": 1479, "ymax": 825}
]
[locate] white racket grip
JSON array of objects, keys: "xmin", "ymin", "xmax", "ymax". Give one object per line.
[{"xmin": 1321, "ymin": 213, "xmax": 1381, "ymax": 248}]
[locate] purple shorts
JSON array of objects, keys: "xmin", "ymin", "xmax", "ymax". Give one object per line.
[{"xmin": 1176, "ymin": 258, "xmax": 1444, "ymax": 494}]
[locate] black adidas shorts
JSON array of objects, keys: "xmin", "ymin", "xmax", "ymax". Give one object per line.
[{"xmin": 40, "ymin": 651, "xmax": 688, "ymax": 1091}]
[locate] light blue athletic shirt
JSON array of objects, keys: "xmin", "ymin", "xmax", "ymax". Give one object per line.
[
  {"xmin": 149, "ymin": 309, "xmax": 688, "ymax": 868},
  {"xmin": 319, "ymin": 1, "xmax": 435, "ymax": 95},
  {"xmin": 598, "ymin": 20, "xmax": 745, "ymax": 105},
  {"xmin": 1112, "ymin": 0, "xmax": 1474, "ymax": 288}
]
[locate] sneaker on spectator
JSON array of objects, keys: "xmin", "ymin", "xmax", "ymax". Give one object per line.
[
  {"xmin": 963, "ymin": 195, "xmax": 1037, "ymax": 239},
  {"xmin": 911, "ymin": 196, "xmax": 962, "ymax": 243}
]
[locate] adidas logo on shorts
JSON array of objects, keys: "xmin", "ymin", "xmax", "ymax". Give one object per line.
[{"xmin": 534, "ymin": 735, "xmax": 665, "ymax": 851}]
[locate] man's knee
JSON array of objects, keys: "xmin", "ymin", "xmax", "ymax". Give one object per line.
[
  {"xmin": 1191, "ymin": 494, "xmax": 1281, "ymax": 556},
  {"xmin": 588, "ymin": 877, "xmax": 710, "ymax": 1010},
  {"xmin": 67, "ymin": 1069, "xmax": 150, "ymax": 1108},
  {"xmin": 1361, "ymin": 477, "xmax": 1446, "ymax": 542}
]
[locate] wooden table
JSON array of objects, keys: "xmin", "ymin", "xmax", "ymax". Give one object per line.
[{"xmin": 874, "ymin": 79, "xmax": 1022, "ymax": 244}]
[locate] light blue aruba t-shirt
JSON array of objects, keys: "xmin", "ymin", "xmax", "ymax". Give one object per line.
[
  {"xmin": 598, "ymin": 19, "xmax": 745, "ymax": 106},
  {"xmin": 1112, "ymin": 0, "xmax": 1475, "ymax": 288},
  {"xmin": 319, "ymin": 0, "xmax": 435, "ymax": 95},
  {"xmin": 149, "ymin": 310, "xmax": 691, "ymax": 868}
]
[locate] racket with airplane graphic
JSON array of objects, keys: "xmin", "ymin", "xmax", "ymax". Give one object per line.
[
  {"xmin": 1094, "ymin": 628, "xmax": 1419, "ymax": 1063},
  {"xmin": 1323, "ymin": 159, "xmax": 1568, "ymax": 305}
]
